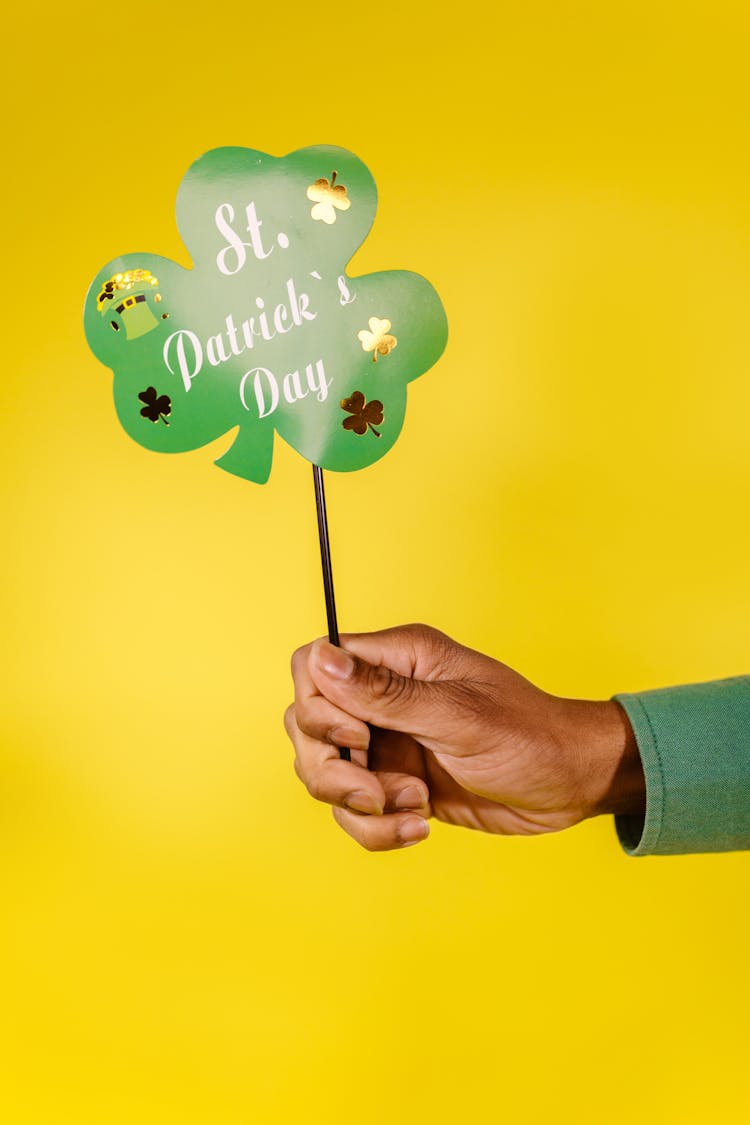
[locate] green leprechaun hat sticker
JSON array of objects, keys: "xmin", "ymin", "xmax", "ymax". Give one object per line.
[{"xmin": 84, "ymin": 145, "xmax": 448, "ymax": 484}]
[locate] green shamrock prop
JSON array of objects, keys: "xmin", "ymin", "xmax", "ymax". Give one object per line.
[
  {"xmin": 85, "ymin": 146, "xmax": 447, "ymax": 760},
  {"xmin": 84, "ymin": 145, "xmax": 448, "ymax": 483}
]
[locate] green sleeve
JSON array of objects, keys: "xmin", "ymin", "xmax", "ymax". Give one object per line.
[{"xmin": 612, "ymin": 677, "xmax": 750, "ymax": 856}]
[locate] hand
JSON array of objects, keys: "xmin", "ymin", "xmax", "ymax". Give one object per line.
[{"xmin": 284, "ymin": 624, "xmax": 645, "ymax": 851}]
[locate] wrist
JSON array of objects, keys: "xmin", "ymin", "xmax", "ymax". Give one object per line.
[{"xmin": 557, "ymin": 698, "xmax": 646, "ymax": 819}]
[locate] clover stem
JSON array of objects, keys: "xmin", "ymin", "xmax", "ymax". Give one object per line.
[
  {"xmin": 368, "ymin": 424, "xmax": 382, "ymax": 438},
  {"xmin": 331, "ymin": 170, "xmax": 337, "ymax": 186},
  {"xmin": 312, "ymin": 465, "xmax": 351, "ymax": 762}
]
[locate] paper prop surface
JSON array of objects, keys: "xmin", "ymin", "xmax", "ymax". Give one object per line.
[{"xmin": 84, "ymin": 146, "xmax": 448, "ymax": 483}]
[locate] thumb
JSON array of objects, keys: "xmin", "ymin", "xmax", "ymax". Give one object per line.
[{"xmin": 309, "ymin": 639, "xmax": 439, "ymax": 736}]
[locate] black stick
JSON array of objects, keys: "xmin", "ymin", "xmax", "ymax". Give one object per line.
[{"xmin": 312, "ymin": 464, "xmax": 350, "ymax": 762}]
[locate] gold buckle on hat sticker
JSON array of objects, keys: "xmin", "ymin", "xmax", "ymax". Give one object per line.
[{"xmin": 115, "ymin": 294, "xmax": 147, "ymax": 315}]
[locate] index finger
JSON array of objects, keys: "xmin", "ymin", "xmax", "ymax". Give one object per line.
[{"xmin": 291, "ymin": 641, "xmax": 371, "ymax": 752}]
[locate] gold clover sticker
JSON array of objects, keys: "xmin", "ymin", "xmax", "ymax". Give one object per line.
[
  {"xmin": 357, "ymin": 316, "xmax": 397, "ymax": 362},
  {"xmin": 306, "ymin": 170, "xmax": 352, "ymax": 225}
]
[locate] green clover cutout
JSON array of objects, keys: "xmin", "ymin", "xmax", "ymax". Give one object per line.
[{"xmin": 84, "ymin": 145, "xmax": 448, "ymax": 484}]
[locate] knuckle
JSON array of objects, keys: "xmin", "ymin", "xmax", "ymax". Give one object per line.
[
  {"xmin": 305, "ymin": 768, "xmax": 331, "ymax": 802},
  {"xmin": 402, "ymin": 623, "xmax": 457, "ymax": 674},
  {"xmin": 283, "ymin": 703, "xmax": 296, "ymax": 736},
  {"xmin": 404, "ymin": 622, "xmax": 438, "ymax": 641},
  {"xmin": 332, "ymin": 806, "xmax": 353, "ymax": 838},
  {"xmin": 290, "ymin": 645, "xmax": 308, "ymax": 680},
  {"xmin": 421, "ymin": 624, "xmax": 454, "ymax": 662},
  {"xmin": 365, "ymin": 662, "xmax": 410, "ymax": 705},
  {"xmin": 404, "ymin": 622, "xmax": 447, "ymax": 649},
  {"xmin": 365, "ymin": 663, "xmax": 393, "ymax": 700},
  {"xmin": 291, "ymin": 692, "xmax": 322, "ymax": 731},
  {"xmin": 292, "ymin": 702, "xmax": 313, "ymax": 735}
]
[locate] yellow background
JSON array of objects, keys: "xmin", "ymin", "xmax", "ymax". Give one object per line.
[{"xmin": 3, "ymin": 2, "xmax": 749, "ymax": 1121}]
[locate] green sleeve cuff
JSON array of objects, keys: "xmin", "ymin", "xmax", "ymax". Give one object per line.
[{"xmin": 612, "ymin": 677, "xmax": 750, "ymax": 856}]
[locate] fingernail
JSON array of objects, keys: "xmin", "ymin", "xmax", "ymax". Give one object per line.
[
  {"xmin": 318, "ymin": 642, "xmax": 355, "ymax": 680},
  {"xmin": 344, "ymin": 790, "xmax": 383, "ymax": 815},
  {"xmin": 399, "ymin": 817, "xmax": 430, "ymax": 846},
  {"xmin": 394, "ymin": 785, "xmax": 427, "ymax": 810},
  {"xmin": 329, "ymin": 726, "xmax": 366, "ymax": 750}
]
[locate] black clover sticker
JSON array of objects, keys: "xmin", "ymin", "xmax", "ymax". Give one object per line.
[
  {"xmin": 138, "ymin": 386, "xmax": 171, "ymax": 426},
  {"xmin": 340, "ymin": 391, "xmax": 383, "ymax": 437}
]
